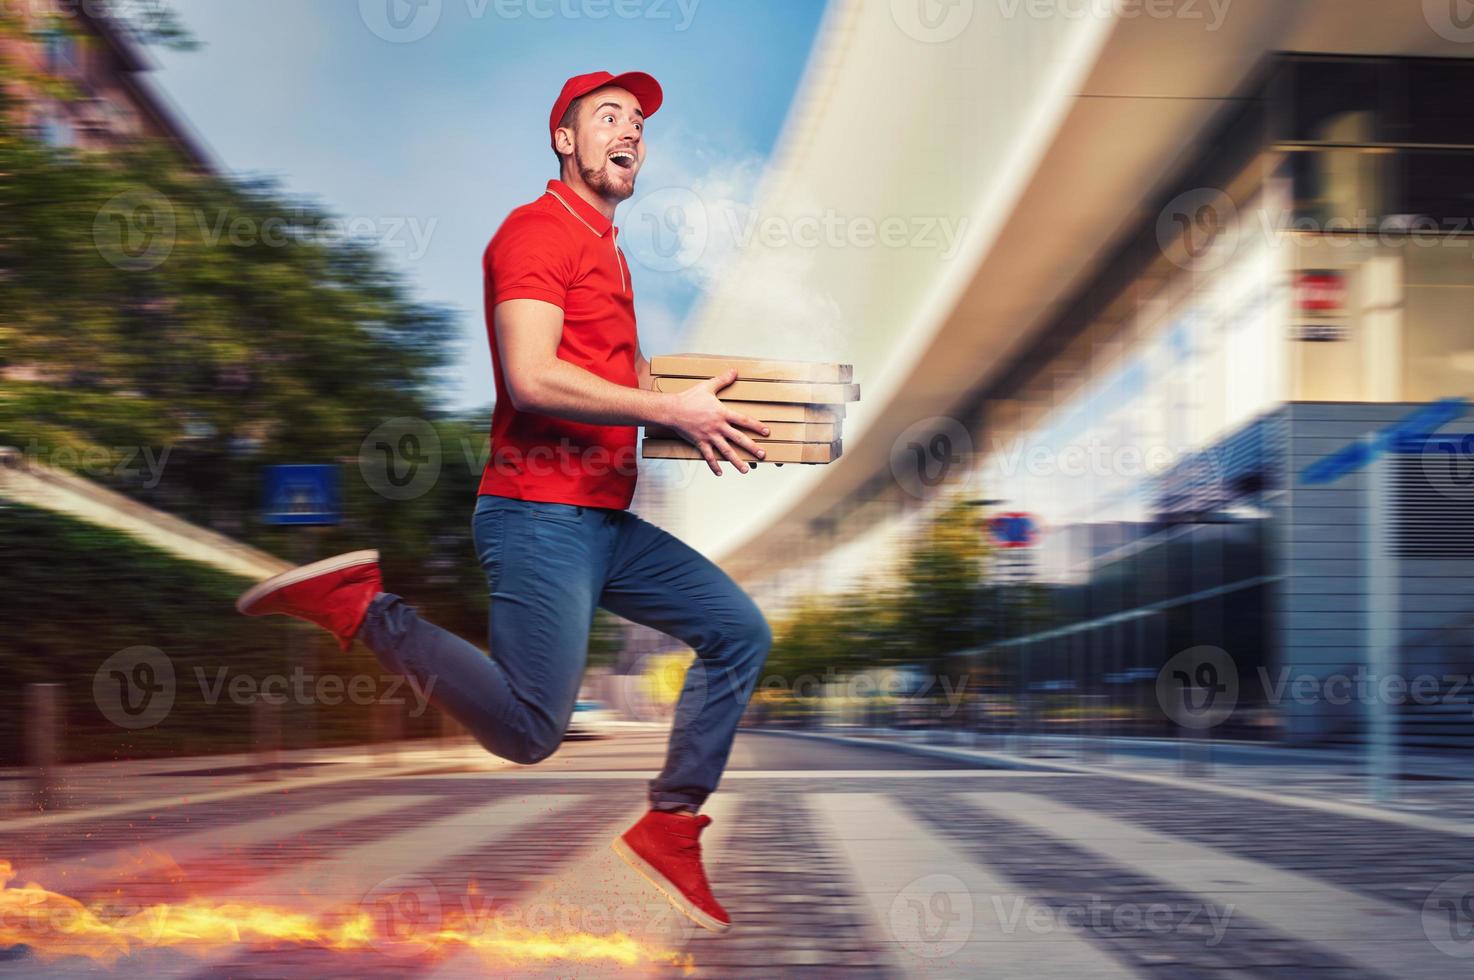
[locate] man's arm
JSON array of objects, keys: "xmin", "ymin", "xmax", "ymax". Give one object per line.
[
  {"xmin": 494, "ymin": 298, "xmax": 770, "ymax": 475},
  {"xmin": 634, "ymin": 347, "xmax": 653, "ymax": 391}
]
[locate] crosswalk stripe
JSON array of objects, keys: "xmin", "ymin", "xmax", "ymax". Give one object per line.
[
  {"xmin": 424, "ymin": 794, "xmax": 740, "ymax": 979},
  {"xmin": 964, "ymin": 792, "xmax": 1451, "ymax": 980},
  {"xmin": 11, "ymin": 793, "xmax": 437, "ymax": 899},
  {"xmin": 211, "ymin": 794, "xmax": 580, "ymax": 899},
  {"xmin": 125, "ymin": 794, "xmax": 583, "ymax": 978},
  {"xmin": 809, "ymin": 793, "xmax": 1133, "ymax": 979},
  {"xmin": 400, "ymin": 769, "xmax": 1077, "ymax": 781}
]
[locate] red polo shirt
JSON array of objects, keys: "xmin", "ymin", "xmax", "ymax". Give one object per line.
[{"xmin": 479, "ymin": 179, "xmax": 639, "ymax": 509}]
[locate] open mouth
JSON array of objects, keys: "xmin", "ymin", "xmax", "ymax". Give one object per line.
[{"xmin": 608, "ymin": 149, "xmax": 636, "ymax": 174}]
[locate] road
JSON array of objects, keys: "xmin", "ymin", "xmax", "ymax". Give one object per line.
[{"xmin": 0, "ymin": 730, "xmax": 1468, "ymax": 978}]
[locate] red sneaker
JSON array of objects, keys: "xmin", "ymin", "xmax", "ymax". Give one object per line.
[
  {"xmin": 236, "ymin": 550, "xmax": 381, "ymax": 650},
  {"xmin": 612, "ymin": 810, "xmax": 731, "ymax": 933}
]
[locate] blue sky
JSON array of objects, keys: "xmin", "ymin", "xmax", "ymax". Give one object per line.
[{"xmin": 149, "ymin": 0, "xmax": 828, "ymax": 410}]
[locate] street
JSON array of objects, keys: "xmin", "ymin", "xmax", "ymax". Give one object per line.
[{"xmin": 0, "ymin": 730, "xmax": 1466, "ymax": 978}]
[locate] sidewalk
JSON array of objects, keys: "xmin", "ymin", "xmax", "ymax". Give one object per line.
[
  {"xmin": 1, "ymin": 720, "xmax": 668, "ymax": 829},
  {"xmin": 0, "ymin": 739, "xmax": 509, "ymax": 829},
  {"xmin": 756, "ymin": 725, "xmax": 1474, "ymax": 832}
]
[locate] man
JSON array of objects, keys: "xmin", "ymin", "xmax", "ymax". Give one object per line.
[{"xmin": 236, "ymin": 71, "xmax": 772, "ymax": 934}]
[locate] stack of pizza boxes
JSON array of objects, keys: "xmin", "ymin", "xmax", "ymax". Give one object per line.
[{"xmin": 642, "ymin": 354, "xmax": 858, "ymax": 464}]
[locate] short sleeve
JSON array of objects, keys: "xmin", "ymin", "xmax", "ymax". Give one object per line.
[{"xmin": 487, "ymin": 210, "xmax": 577, "ymax": 309}]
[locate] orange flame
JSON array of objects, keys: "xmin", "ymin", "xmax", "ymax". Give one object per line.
[{"xmin": 0, "ymin": 860, "xmax": 694, "ymax": 971}]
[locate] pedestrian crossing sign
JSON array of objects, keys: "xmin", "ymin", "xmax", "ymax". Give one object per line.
[{"xmin": 261, "ymin": 464, "xmax": 341, "ymax": 526}]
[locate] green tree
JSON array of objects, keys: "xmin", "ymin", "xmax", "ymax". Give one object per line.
[
  {"xmin": 893, "ymin": 496, "xmax": 991, "ymax": 674},
  {"xmin": 1, "ymin": 21, "xmax": 498, "ymax": 706},
  {"xmin": 765, "ymin": 494, "xmax": 994, "ymax": 692}
]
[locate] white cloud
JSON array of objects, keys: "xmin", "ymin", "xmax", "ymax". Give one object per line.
[{"xmin": 619, "ymin": 125, "xmax": 852, "ymax": 364}]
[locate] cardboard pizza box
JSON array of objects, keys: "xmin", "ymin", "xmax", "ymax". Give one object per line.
[
  {"xmin": 719, "ymin": 400, "xmax": 845, "ymax": 423},
  {"xmin": 641, "ymin": 438, "xmax": 843, "ymax": 464},
  {"xmin": 644, "ymin": 420, "xmax": 841, "ymax": 443},
  {"xmin": 653, "ymin": 376, "xmax": 859, "ymax": 404},
  {"xmin": 651, "ymin": 353, "xmax": 853, "ymax": 384}
]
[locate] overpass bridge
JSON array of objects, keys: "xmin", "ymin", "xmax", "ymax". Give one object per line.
[{"xmin": 663, "ymin": 0, "xmax": 1473, "ymax": 603}]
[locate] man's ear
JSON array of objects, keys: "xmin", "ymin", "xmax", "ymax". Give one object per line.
[{"xmin": 553, "ymin": 127, "xmax": 574, "ymax": 157}]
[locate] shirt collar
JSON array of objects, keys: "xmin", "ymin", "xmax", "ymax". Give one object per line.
[{"xmin": 544, "ymin": 179, "xmax": 613, "ymax": 238}]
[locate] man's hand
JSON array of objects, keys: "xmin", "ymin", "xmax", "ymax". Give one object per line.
[
  {"xmin": 663, "ymin": 369, "xmax": 771, "ymax": 476},
  {"xmin": 496, "ymin": 301, "xmax": 769, "ymax": 475}
]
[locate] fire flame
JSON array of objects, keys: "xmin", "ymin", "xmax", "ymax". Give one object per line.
[{"xmin": 0, "ymin": 860, "xmax": 694, "ymax": 971}]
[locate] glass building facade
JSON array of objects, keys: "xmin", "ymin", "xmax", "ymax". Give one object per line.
[{"xmin": 971, "ymin": 54, "xmax": 1474, "ymax": 748}]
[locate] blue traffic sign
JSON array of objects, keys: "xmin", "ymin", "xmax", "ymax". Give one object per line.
[
  {"xmin": 261, "ymin": 465, "xmax": 341, "ymax": 526},
  {"xmin": 989, "ymin": 512, "xmax": 1038, "ymax": 548},
  {"xmin": 1299, "ymin": 398, "xmax": 1468, "ymax": 486}
]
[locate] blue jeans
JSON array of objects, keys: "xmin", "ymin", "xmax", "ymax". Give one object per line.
[{"xmin": 357, "ymin": 495, "xmax": 772, "ymax": 812}]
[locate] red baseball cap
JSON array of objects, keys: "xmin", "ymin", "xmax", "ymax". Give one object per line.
[{"xmin": 549, "ymin": 71, "xmax": 663, "ymax": 148}]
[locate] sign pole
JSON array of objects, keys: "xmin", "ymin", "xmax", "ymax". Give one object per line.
[
  {"xmin": 260, "ymin": 464, "xmax": 342, "ymax": 761},
  {"xmin": 1364, "ymin": 432, "xmax": 1397, "ymax": 802}
]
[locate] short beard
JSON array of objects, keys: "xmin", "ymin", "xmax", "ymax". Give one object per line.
[{"xmin": 575, "ymin": 145, "xmax": 635, "ymax": 202}]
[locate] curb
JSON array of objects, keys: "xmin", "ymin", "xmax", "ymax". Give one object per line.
[
  {"xmin": 748, "ymin": 727, "xmax": 1055, "ymax": 771},
  {"xmin": 752, "ymin": 727, "xmax": 1474, "ymax": 838},
  {"xmin": 0, "ymin": 745, "xmax": 513, "ymax": 833}
]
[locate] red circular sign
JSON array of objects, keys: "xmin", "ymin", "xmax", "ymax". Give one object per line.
[{"xmin": 988, "ymin": 512, "xmax": 1038, "ymax": 548}]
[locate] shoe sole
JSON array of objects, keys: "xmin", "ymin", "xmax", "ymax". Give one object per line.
[
  {"xmin": 236, "ymin": 550, "xmax": 380, "ymax": 615},
  {"xmin": 610, "ymin": 836, "xmax": 732, "ymax": 934}
]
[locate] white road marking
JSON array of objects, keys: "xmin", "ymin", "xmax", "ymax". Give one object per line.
[
  {"xmin": 10, "ymin": 794, "xmax": 435, "ymax": 898},
  {"xmin": 158, "ymin": 795, "xmax": 579, "ymax": 978},
  {"xmin": 398, "ymin": 768, "xmax": 1077, "ymax": 781},
  {"xmin": 965, "ymin": 792, "xmax": 1450, "ymax": 980},
  {"xmin": 425, "ymin": 794, "xmax": 740, "ymax": 979},
  {"xmin": 810, "ymin": 793, "xmax": 1134, "ymax": 979}
]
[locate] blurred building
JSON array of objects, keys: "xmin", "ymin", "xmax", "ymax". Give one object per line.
[
  {"xmin": 971, "ymin": 54, "xmax": 1474, "ymax": 749},
  {"xmin": 672, "ymin": 2, "xmax": 1474, "ymax": 752},
  {"xmin": 0, "ymin": 3, "xmax": 210, "ymax": 169}
]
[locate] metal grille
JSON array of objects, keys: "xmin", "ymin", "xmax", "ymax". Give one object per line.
[{"xmin": 1391, "ymin": 451, "xmax": 1474, "ymax": 558}]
